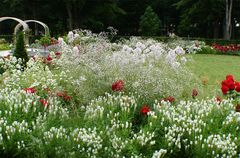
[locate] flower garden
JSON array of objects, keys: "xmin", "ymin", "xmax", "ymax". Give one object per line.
[{"xmin": 0, "ymin": 30, "xmax": 240, "ymax": 157}]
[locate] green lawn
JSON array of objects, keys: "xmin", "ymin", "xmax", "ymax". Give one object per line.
[{"xmin": 187, "ymin": 54, "xmax": 240, "ymax": 98}]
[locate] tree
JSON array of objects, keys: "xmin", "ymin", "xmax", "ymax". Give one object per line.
[
  {"xmin": 175, "ymin": 0, "xmax": 225, "ymax": 38},
  {"xmin": 13, "ymin": 32, "xmax": 29, "ymax": 68},
  {"xmin": 139, "ymin": 6, "xmax": 161, "ymax": 36},
  {"xmin": 151, "ymin": 0, "xmax": 180, "ymax": 35},
  {"xmin": 64, "ymin": 0, "xmax": 86, "ymax": 30},
  {"xmin": 224, "ymin": 0, "xmax": 233, "ymax": 40}
]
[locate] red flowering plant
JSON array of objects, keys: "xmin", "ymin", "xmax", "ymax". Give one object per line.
[
  {"xmin": 212, "ymin": 44, "xmax": 240, "ymax": 52},
  {"xmin": 221, "ymin": 75, "xmax": 240, "ymax": 97},
  {"xmin": 23, "ymin": 87, "xmax": 36, "ymax": 94},
  {"xmin": 112, "ymin": 80, "xmax": 124, "ymax": 91},
  {"xmin": 192, "ymin": 88, "xmax": 198, "ymax": 99},
  {"xmin": 140, "ymin": 105, "xmax": 150, "ymax": 116},
  {"xmin": 39, "ymin": 98, "xmax": 48, "ymax": 107},
  {"xmin": 132, "ymin": 104, "xmax": 151, "ymax": 133},
  {"xmin": 56, "ymin": 91, "xmax": 72, "ymax": 103},
  {"xmin": 221, "ymin": 75, "xmax": 240, "ymax": 112},
  {"xmin": 162, "ymin": 96, "xmax": 175, "ymax": 104}
]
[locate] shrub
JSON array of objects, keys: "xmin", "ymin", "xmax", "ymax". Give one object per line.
[
  {"xmin": 139, "ymin": 6, "xmax": 161, "ymax": 36},
  {"xmin": 13, "ymin": 32, "xmax": 29, "ymax": 68},
  {"xmin": 39, "ymin": 35, "xmax": 51, "ymax": 48}
]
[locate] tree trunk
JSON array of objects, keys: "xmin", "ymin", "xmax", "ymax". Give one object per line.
[
  {"xmin": 224, "ymin": 0, "xmax": 232, "ymax": 40},
  {"xmin": 66, "ymin": 1, "xmax": 73, "ymax": 30},
  {"xmin": 73, "ymin": 4, "xmax": 79, "ymax": 29},
  {"xmin": 213, "ymin": 22, "xmax": 219, "ymax": 39}
]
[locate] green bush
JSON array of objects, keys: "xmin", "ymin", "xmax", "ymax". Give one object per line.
[
  {"xmin": 139, "ymin": 6, "xmax": 161, "ymax": 36},
  {"xmin": 13, "ymin": 32, "xmax": 29, "ymax": 68},
  {"xmin": 197, "ymin": 46, "xmax": 217, "ymax": 54},
  {"xmin": 39, "ymin": 35, "xmax": 51, "ymax": 47},
  {"xmin": 0, "ymin": 43, "xmax": 10, "ymax": 50}
]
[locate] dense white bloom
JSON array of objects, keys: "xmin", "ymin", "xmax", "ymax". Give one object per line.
[
  {"xmin": 68, "ymin": 31, "xmax": 74, "ymax": 43},
  {"xmin": 152, "ymin": 149, "xmax": 167, "ymax": 158},
  {"xmin": 73, "ymin": 46, "xmax": 80, "ymax": 56},
  {"xmin": 174, "ymin": 46, "xmax": 185, "ymax": 55}
]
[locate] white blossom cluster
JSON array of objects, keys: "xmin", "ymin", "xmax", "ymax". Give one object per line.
[
  {"xmin": 149, "ymin": 98, "xmax": 238, "ymax": 157},
  {"xmin": 205, "ymin": 134, "xmax": 237, "ymax": 157}
]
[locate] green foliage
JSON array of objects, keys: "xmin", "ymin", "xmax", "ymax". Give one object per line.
[
  {"xmin": 175, "ymin": 0, "xmax": 225, "ymax": 37},
  {"xmin": 39, "ymin": 35, "xmax": 51, "ymax": 47},
  {"xmin": 0, "ymin": 43, "xmax": 10, "ymax": 50},
  {"xmin": 13, "ymin": 32, "xmax": 29, "ymax": 68},
  {"xmin": 139, "ymin": 6, "xmax": 161, "ymax": 36},
  {"xmin": 196, "ymin": 46, "xmax": 217, "ymax": 54}
]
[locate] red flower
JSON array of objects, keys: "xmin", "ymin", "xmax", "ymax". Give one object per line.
[
  {"xmin": 192, "ymin": 89, "xmax": 198, "ymax": 98},
  {"xmin": 55, "ymin": 52, "xmax": 61, "ymax": 59},
  {"xmin": 39, "ymin": 99, "xmax": 48, "ymax": 107},
  {"xmin": 221, "ymin": 79, "xmax": 229, "ymax": 87},
  {"xmin": 221, "ymin": 75, "xmax": 235, "ymax": 91},
  {"xmin": 55, "ymin": 52, "xmax": 61, "ymax": 56},
  {"xmin": 63, "ymin": 95, "xmax": 72, "ymax": 101},
  {"xmin": 57, "ymin": 91, "xmax": 72, "ymax": 101},
  {"xmin": 226, "ymin": 74, "xmax": 234, "ymax": 81},
  {"xmin": 163, "ymin": 96, "xmax": 175, "ymax": 103},
  {"xmin": 57, "ymin": 92, "xmax": 65, "ymax": 97},
  {"xmin": 235, "ymin": 82, "xmax": 240, "ymax": 92},
  {"xmin": 23, "ymin": 87, "xmax": 36, "ymax": 94},
  {"xmin": 228, "ymin": 80, "xmax": 235, "ymax": 90},
  {"xmin": 112, "ymin": 80, "xmax": 124, "ymax": 91},
  {"xmin": 46, "ymin": 55, "xmax": 52, "ymax": 61},
  {"xmin": 221, "ymin": 85, "xmax": 229, "ymax": 95},
  {"xmin": 141, "ymin": 105, "xmax": 150, "ymax": 115}
]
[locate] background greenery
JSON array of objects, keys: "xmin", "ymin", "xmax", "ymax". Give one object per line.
[{"xmin": 1, "ymin": 0, "xmax": 240, "ymax": 39}]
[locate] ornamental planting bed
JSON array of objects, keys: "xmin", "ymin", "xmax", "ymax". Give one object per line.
[{"xmin": 0, "ymin": 30, "xmax": 239, "ymax": 157}]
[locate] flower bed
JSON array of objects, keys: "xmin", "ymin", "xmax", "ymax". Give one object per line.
[{"xmin": 0, "ymin": 30, "xmax": 239, "ymax": 157}]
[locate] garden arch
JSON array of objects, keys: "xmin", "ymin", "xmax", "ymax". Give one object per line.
[
  {"xmin": 0, "ymin": 17, "xmax": 29, "ymax": 44},
  {"xmin": 14, "ymin": 20, "xmax": 50, "ymax": 37}
]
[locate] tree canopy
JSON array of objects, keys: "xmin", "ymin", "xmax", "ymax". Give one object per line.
[{"xmin": 0, "ymin": 0, "xmax": 240, "ymax": 39}]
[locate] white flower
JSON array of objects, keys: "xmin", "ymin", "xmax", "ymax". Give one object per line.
[
  {"xmin": 136, "ymin": 42, "xmax": 146, "ymax": 50},
  {"xmin": 58, "ymin": 37, "xmax": 64, "ymax": 45},
  {"xmin": 68, "ymin": 31, "xmax": 74, "ymax": 43},
  {"xmin": 152, "ymin": 149, "xmax": 167, "ymax": 158},
  {"xmin": 133, "ymin": 48, "xmax": 142, "ymax": 54},
  {"xmin": 174, "ymin": 46, "xmax": 185, "ymax": 55},
  {"xmin": 73, "ymin": 46, "xmax": 80, "ymax": 56}
]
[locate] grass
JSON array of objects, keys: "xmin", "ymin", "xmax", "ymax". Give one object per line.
[{"xmin": 187, "ymin": 54, "xmax": 240, "ymax": 98}]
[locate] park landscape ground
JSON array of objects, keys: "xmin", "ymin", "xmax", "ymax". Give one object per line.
[{"xmin": 0, "ymin": 30, "xmax": 240, "ymax": 157}]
